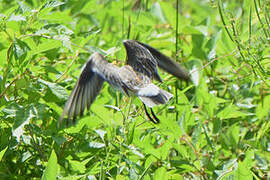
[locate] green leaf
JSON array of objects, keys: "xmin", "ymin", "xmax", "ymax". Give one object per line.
[
  {"xmin": 13, "ymin": 38, "xmax": 31, "ymax": 64},
  {"xmin": 160, "ymin": 1, "xmax": 176, "ymax": 27},
  {"xmin": 182, "ymin": 26, "xmax": 206, "ymax": 35},
  {"xmin": 191, "ymin": 34, "xmax": 206, "ymax": 59},
  {"xmin": 0, "ymin": 147, "xmax": 8, "ymax": 161},
  {"xmin": 43, "ymin": 1, "xmax": 65, "ymax": 9},
  {"xmin": 2, "ymin": 104, "xmax": 36, "ymax": 142},
  {"xmin": 68, "ymin": 159, "xmax": 86, "ymax": 173},
  {"xmin": 54, "ymin": 35, "xmax": 72, "ymax": 50},
  {"xmin": 234, "ymin": 151, "xmax": 254, "ymax": 179},
  {"xmin": 153, "ymin": 167, "xmax": 166, "ymax": 179},
  {"xmin": 257, "ymin": 121, "xmax": 270, "ymax": 140},
  {"xmin": 205, "ymin": 31, "xmax": 221, "ymax": 60},
  {"xmin": 196, "ymin": 87, "xmax": 226, "ymax": 118},
  {"xmin": 95, "ymin": 129, "xmax": 106, "ymax": 140},
  {"xmin": 39, "ymin": 79, "xmax": 68, "ymax": 101},
  {"xmin": 17, "ymin": 1, "xmax": 32, "ymax": 13},
  {"xmin": 42, "ymin": 150, "xmax": 58, "ymax": 180},
  {"xmin": 256, "ymin": 95, "xmax": 270, "ymax": 119},
  {"xmin": 127, "ymin": 122, "xmax": 135, "ymax": 145},
  {"xmin": 32, "ymin": 39, "xmax": 62, "ymax": 55},
  {"xmin": 217, "ymin": 104, "xmax": 247, "ymax": 120},
  {"xmin": 89, "ymin": 141, "xmax": 105, "ymax": 149},
  {"xmin": 150, "ymin": 2, "xmax": 167, "ymax": 23},
  {"xmin": 8, "ymin": 14, "xmax": 26, "ymax": 22},
  {"xmin": 227, "ymin": 124, "xmax": 240, "ymax": 148}
]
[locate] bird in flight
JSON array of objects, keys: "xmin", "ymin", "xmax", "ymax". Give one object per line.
[{"xmin": 59, "ymin": 40, "xmax": 190, "ymax": 126}]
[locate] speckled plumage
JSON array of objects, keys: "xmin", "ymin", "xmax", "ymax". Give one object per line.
[{"xmin": 59, "ymin": 40, "xmax": 190, "ymax": 125}]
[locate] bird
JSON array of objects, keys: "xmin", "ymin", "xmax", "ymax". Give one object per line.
[{"xmin": 59, "ymin": 40, "xmax": 190, "ymax": 126}]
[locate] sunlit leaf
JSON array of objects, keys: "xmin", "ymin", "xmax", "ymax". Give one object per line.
[
  {"xmin": 8, "ymin": 14, "xmax": 26, "ymax": 22},
  {"xmin": 68, "ymin": 159, "xmax": 86, "ymax": 173},
  {"xmin": 89, "ymin": 141, "xmax": 105, "ymax": 149},
  {"xmin": 43, "ymin": 1, "xmax": 65, "ymax": 9},
  {"xmin": 42, "ymin": 150, "xmax": 58, "ymax": 180},
  {"xmin": 0, "ymin": 147, "xmax": 8, "ymax": 161},
  {"xmin": 13, "ymin": 38, "xmax": 31, "ymax": 63},
  {"xmin": 39, "ymin": 79, "xmax": 68, "ymax": 101},
  {"xmin": 95, "ymin": 129, "xmax": 106, "ymax": 140},
  {"xmin": 150, "ymin": 2, "xmax": 167, "ymax": 23},
  {"xmin": 256, "ymin": 95, "xmax": 270, "ymax": 119},
  {"xmin": 217, "ymin": 104, "xmax": 247, "ymax": 119}
]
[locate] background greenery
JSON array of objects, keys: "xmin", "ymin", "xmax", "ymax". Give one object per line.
[{"xmin": 0, "ymin": 0, "xmax": 269, "ymax": 179}]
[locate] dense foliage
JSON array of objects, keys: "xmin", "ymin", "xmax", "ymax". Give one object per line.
[{"xmin": 0, "ymin": 0, "xmax": 269, "ymax": 179}]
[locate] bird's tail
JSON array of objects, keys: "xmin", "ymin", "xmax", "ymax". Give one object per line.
[{"xmin": 137, "ymin": 84, "xmax": 173, "ymax": 108}]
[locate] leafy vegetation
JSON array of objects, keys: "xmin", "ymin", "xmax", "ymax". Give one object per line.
[{"xmin": 0, "ymin": 0, "xmax": 269, "ymax": 179}]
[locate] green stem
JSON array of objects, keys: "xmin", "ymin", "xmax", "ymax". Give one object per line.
[{"xmin": 254, "ymin": 0, "xmax": 269, "ymax": 38}]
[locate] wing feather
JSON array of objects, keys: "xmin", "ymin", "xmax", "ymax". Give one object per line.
[
  {"xmin": 123, "ymin": 40, "xmax": 190, "ymax": 81},
  {"xmin": 123, "ymin": 40, "xmax": 162, "ymax": 82},
  {"xmin": 59, "ymin": 52, "xmax": 123, "ymax": 126},
  {"xmin": 59, "ymin": 53, "xmax": 106, "ymax": 125},
  {"xmin": 135, "ymin": 41, "xmax": 190, "ymax": 81}
]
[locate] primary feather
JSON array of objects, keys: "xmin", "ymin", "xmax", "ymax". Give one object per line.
[{"xmin": 59, "ymin": 40, "xmax": 190, "ymax": 125}]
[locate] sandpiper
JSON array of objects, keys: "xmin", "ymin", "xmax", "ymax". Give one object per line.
[{"xmin": 59, "ymin": 40, "xmax": 190, "ymax": 125}]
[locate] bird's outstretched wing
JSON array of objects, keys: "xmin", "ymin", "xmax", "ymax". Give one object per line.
[
  {"xmin": 123, "ymin": 40, "xmax": 163, "ymax": 82},
  {"xmin": 59, "ymin": 52, "xmax": 121, "ymax": 126},
  {"xmin": 135, "ymin": 41, "xmax": 190, "ymax": 81},
  {"xmin": 124, "ymin": 40, "xmax": 190, "ymax": 81}
]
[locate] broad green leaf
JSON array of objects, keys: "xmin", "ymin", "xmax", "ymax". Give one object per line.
[
  {"xmin": 128, "ymin": 145, "xmax": 144, "ymax": 158},
  {"xmin": 227, "ymin": 124, "xmax": 240, "ymax": 148},
  {"xmin": 217, "ymin": 104, "xmax": 247, "ymax": 119},
  {"xmin": 205, "ymin": 31, "xmax": 221, "ymax": 60},
  {"xmin": 89, "ymin": 141, "xmax": 105, "ymax": 149},
  {"xmin": 43, "ymin": 1, "xmax": 65, "ymax": 9},
  {"xmin": 191, "ymin": 34, "xmax": 206, "ymax": 59},
  {"xmin": 192, "ymin": 123, "xmax": 207, "ymax": 150},
  {"xmin": 127, "ymin": 122, "xmax": 135, "ymax": 145},
  {"xmin": 196, "ymin": 87, "xmax": 226, "ymax": 118},
  {"xmin": 234, "ymin": 151, "xmax": 254, "ymax": 179},
  {"xmin": 68, "ymin": 159, "xmax": 86, "ymax": 173},
  {"xmin": 8, "ymin": 14, "xmax": 26, "ymax": 22},
  {"xmin": 32, "ymin": 39, "xmax": 62, "ymax": 55},
  {"xmin": 17, "ymin": 1, "xmax": 32, "ymax": 13},
  {"xmin": 173, "ymin": 144, "xmax": 188, "ymax": 159},
  {"xmin": 95, "ymin": 129, "xmax": 106, "ymax": 140},
  {"xmin": 39, "ymin": 79, "xmax": 68, "ymax": 101},
  {"xmin": 43, "ymin": 11, "xmax": 73, "ymax": 23},
  {"xmin": 144, "ymin": 155, "xmax": 156, "ymax": 169},
  {"xmin": 0, "ymin": 147, "xmax": 8, "ymax": 161},
  {"xmin": 42, "ymin": 150, "xmax": 58, "ymax": 180},
  {"xmin": 63, "ymin": 118, "xmax": 87, "ymax": 134},
  {"xmin": 257, "ymin": 121, "xmax": 270, "ymax": 140},
  {"xmin": 153, "ymin": 167, "xmax": 166, "ymax": 180},
  {"xmin": 215, "ymin": 159, "xmax": 237, "ymax": 178},
  {"xmin": 54, "ymin": 35, "xmax": 72, "ymax": 50},
  {"xmin": 3, "ymin": 104, "xmax": 35, "ymax": 141},
  {"xmin": 256, "ymin": 95, "xmax": 270, "ymax": 119},
  {"xmin": 116, "ymin": 175, "xmax": 127, "ymax": 180},
  {"xmin": 182, "ymin": 26, "xmax": 204, "ymax": 35},
  {"xmin": 160, "ymin": 1, "xmax": 176, "ymax": 27},
  {"xmin": 22, "ymin": 151, "xmax": 32, "ymax": 162},
  {"xmin": 150, "ymin": 2, "xmax": 167, "ymax": 23},
  {"xmin": 166, "ymin": 173, "xmax": 183, "ymax": 180},
  {"xmin": 13, "ymin": 38, "xmax": 31, "ymax": 64}
]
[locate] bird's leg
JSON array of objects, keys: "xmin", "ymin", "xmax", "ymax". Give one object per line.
[
  {"xmin": 150, "ymin": 108, "xmax": 160, "ymax": 123},
  {"xmin": 143, "ymin": 103, "xmax": 159, "ymax": 124}
]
